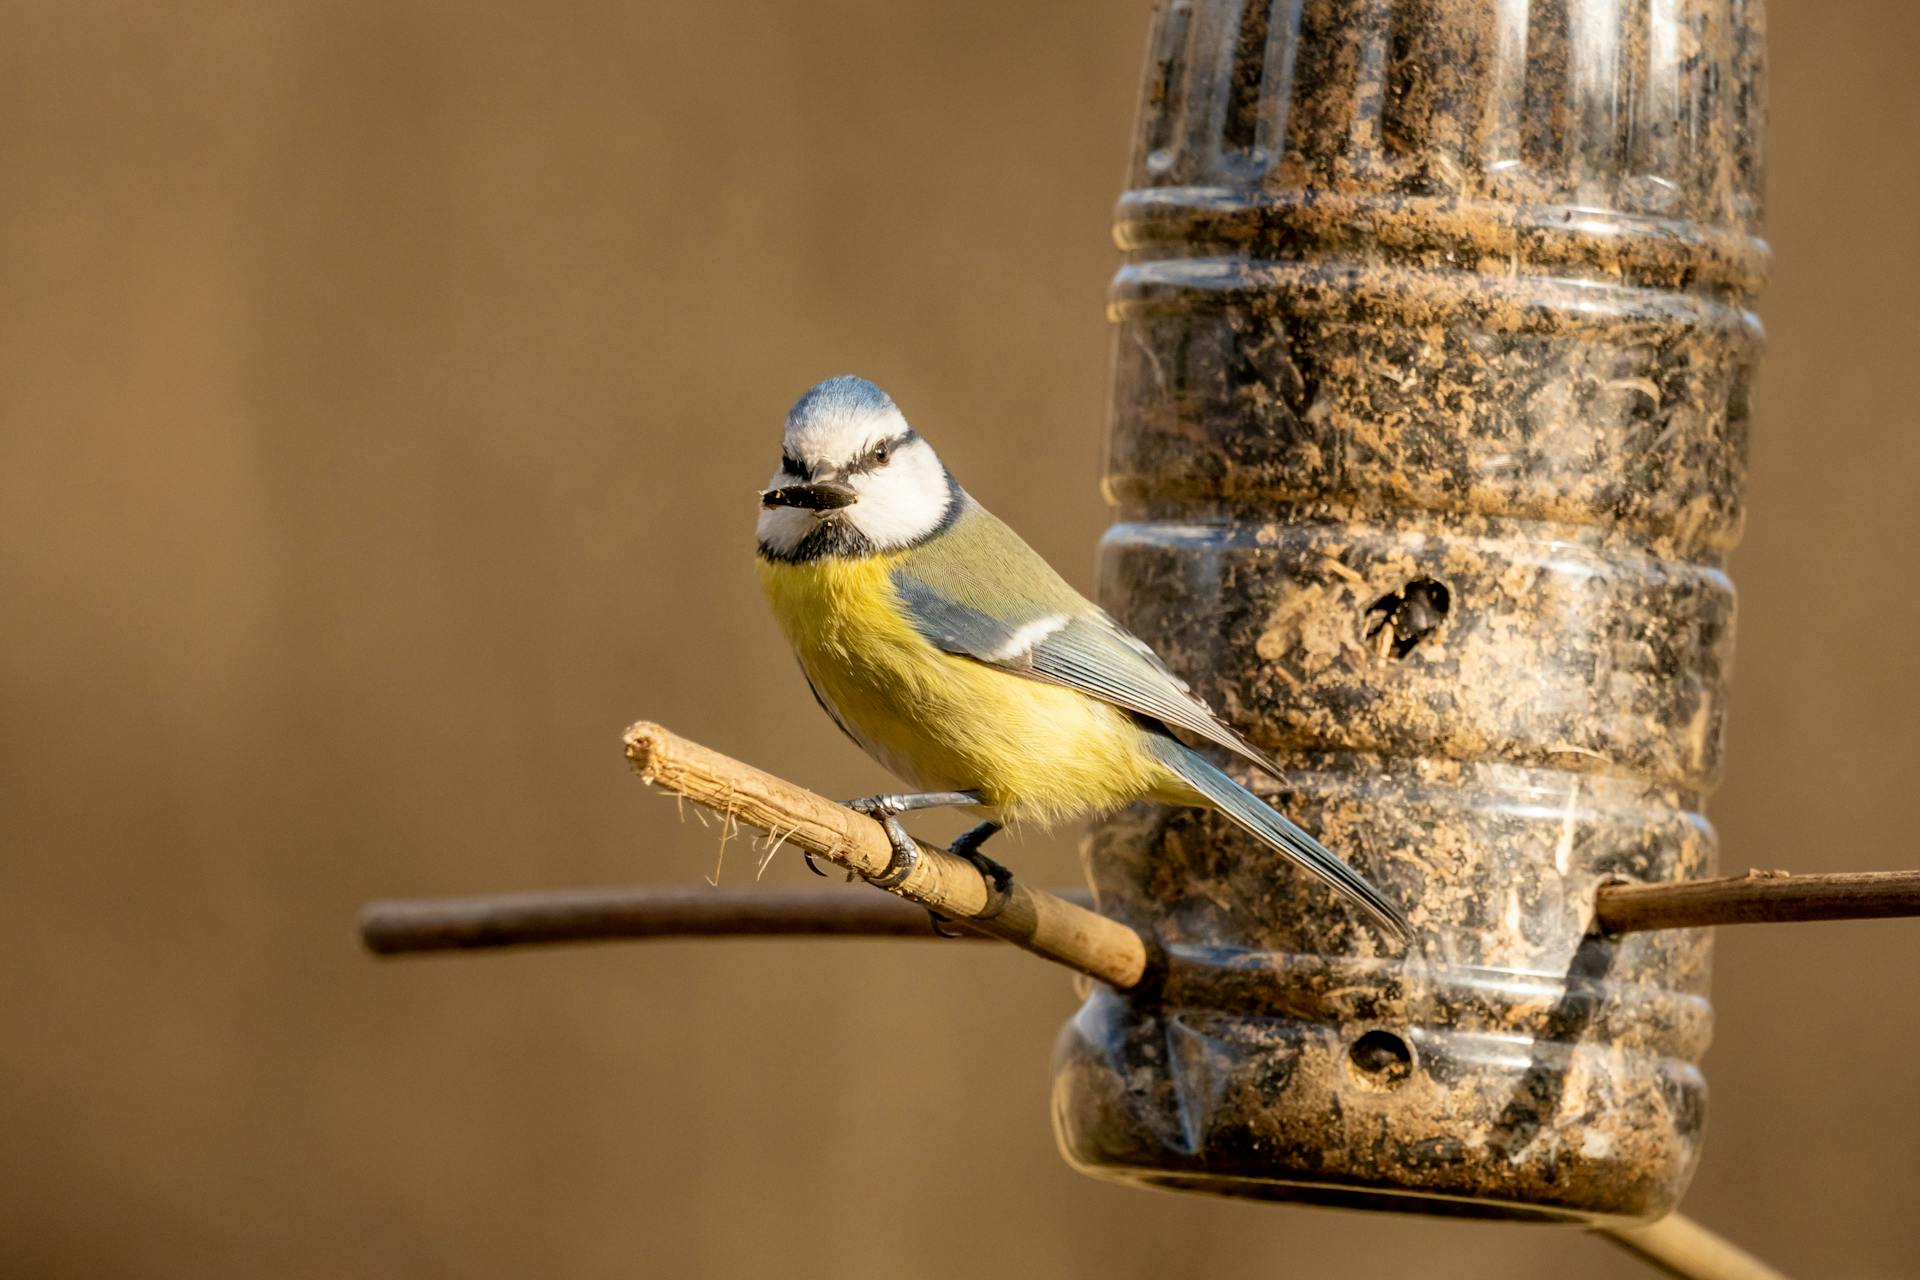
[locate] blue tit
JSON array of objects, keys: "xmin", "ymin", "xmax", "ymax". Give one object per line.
[{"xmin": 756, "ymin": 375, "xmax": 1410, "ymax": 941}]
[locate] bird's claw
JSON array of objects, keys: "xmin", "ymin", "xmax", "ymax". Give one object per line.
[
  {"xmin": 926, "ymin": 911, "xmax": 966, "ymax": 939},
  {"xmin": 855, "ymin": 808, "xmax": 922, "ymax": 889}
]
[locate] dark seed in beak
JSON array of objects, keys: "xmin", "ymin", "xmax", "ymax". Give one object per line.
[{"xmin": 760, "ymin": 480, "xmax": 858, "ymax": 511}]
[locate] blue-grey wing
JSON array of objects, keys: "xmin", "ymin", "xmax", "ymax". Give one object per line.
[{"xmin": 891, "ymin": 569, "xmax": 1281, "ymax": 779}]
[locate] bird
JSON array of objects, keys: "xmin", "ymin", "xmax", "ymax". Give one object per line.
[{"xmin": 754, "ymin": 375, "xmax": 1411, "ymax": 942}]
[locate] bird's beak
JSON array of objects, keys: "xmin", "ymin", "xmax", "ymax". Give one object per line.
[{"xmin": 760, "ymin": 479, "xmax": 858, "ymax": 511}]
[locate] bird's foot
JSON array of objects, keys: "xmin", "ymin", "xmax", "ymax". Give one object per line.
[
  {"xmin": 843, "ymin": 798, "xmax": 923, "ymax": 889},
  {"xmin": 842, "ymin": 794, "xmax": 1005, "ymax": 933},
  {"xmin": 959, "ymin": 848, "xmax": 1013, "ymax": 894},
  {"xmin": 809, "ymin": 789, "xmax": 918, "ymax": 877},
  {"xmin": 956, "ymin": 849, "xmax": 1014, "ymax": 920},
  {"xmin": 948, "ymin": 819, "xmax": 1012, "ymax": 905},
  {"xmin": 847, "ymin": 805, "xmax": 955, "ymax": 934},
  {"xmin": 922, "ymin": 843, "xmax": 1013, "ymax": 933}
]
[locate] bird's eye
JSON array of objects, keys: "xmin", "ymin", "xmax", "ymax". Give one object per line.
[
  {"xmin": 870, "ymin": 440, "xmax": 890, "ymax": 465},
  {"xmin": 782, "ymin": 453, "xmax": 805, "ymax": 477}
]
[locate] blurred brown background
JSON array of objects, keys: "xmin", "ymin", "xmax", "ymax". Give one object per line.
[{"xmin": 2, "ymin": 1, "xmax": 1915, "ymax": 1276}]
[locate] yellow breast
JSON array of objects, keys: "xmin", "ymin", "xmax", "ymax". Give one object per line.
[{"xmin": 757, "ymin": 553, "xmax": 1175, "ymax": 827}]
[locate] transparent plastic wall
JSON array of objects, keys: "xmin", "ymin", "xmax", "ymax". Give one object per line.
[{"xmin": 1053, "ymin": 0, "xmax": 1767, "ymax": 1221}]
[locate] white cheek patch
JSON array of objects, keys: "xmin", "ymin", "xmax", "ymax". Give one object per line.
[{"xmin": 840, "ymin": 439, "xmax": 952, "ymax": 550}]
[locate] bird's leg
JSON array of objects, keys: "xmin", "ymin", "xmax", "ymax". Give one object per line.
[
  {"xmin": 841, "ymin": 791, "xmax": 1001, "ymax": 931},
  {"xmin": 844, "ymin": 791, "xmax": 985, "ymax": 815}
]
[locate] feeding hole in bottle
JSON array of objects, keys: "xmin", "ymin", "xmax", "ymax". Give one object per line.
[
  {"xmin": 1364, "ymin": 577, "xmax": 1451, "ymax": 659},
  {"xmin": 1347, "ymin": 1029, "xmax": 1414, "ymax": 1090}
]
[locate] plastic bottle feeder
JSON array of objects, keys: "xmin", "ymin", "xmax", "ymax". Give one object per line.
[{"xmin": 1052, "ymin": 0, "xmax": 1767, "ymax": 1222}]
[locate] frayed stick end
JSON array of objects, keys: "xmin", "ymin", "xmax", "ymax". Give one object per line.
[{"xmin": 623, "ymin": 720, "xmax": 666, "ymax": 783}]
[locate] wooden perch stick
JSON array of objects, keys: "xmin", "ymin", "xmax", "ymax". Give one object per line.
[
  {"xmin": 1595, "ymin": 869, "xmax": 1920, "ymax": 933},
  {"xmin": 618, "ymin": 721, "xmax": 1151, "ymax": 989}
]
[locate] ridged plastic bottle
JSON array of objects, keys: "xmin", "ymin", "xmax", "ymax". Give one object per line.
[{"xmin": 1052, "ymin": 0, "xmax": 1766, "ymax": 1220}]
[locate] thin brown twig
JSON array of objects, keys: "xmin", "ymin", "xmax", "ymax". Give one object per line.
[
  {"xmin": 1594, "ymin": 869, "xmax": 1920, "ymax": 933},
  {"xmin": 358, "ymin": 885, "xmax": 1024, "ymax": 953}
]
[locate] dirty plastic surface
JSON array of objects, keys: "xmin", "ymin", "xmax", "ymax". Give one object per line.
[{"xmin": 1052, "ymin": 0, "xmax": 1766, "ymax": 1221}]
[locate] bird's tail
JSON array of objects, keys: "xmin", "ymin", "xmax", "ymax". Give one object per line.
[{"xmin": 1147, "ymin": 735, "xmax": 1412, "ymax": 943}]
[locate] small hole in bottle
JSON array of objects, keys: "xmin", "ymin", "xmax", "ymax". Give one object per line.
[
  {"xmin": 1365, "ymin": 577, "xmax": 1451, "ymax": 658},
  {"xmin": 1348, "ymin": 1029, "xmax": 1414, "ymax": 1088}
]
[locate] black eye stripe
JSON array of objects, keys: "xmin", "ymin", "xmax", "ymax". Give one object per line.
[
  {"xmin": 780, "ymin": 431, "xmax": 914, "ymax": 482},
  {"xmin": 844, "ymin": 431, "xmax": 914, "ymax": 476}
]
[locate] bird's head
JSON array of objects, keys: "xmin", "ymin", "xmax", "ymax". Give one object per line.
[{"xmin": 757, "ymin": 376, "xmax": 959, "ymax": 560}]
